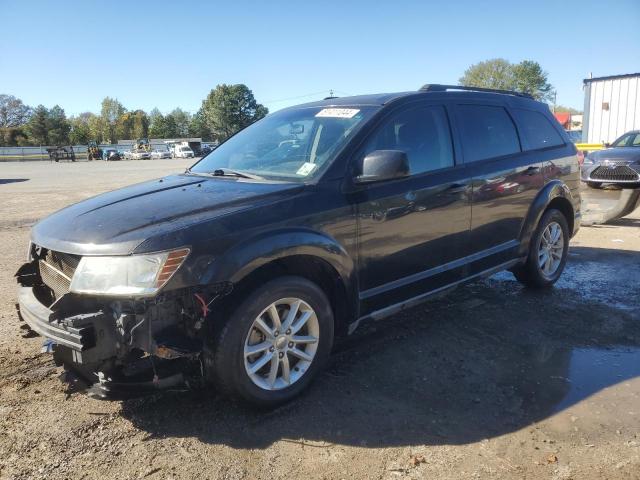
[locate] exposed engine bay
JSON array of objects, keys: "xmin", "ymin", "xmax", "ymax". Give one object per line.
[{"xmin": 16, "ymin": 244, "xmax": 230, "ymax": 399}]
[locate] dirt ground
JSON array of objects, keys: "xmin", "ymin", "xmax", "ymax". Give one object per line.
[{"xmin": 1, "ymin": 160, "xmax": 639, "ymax": 480}]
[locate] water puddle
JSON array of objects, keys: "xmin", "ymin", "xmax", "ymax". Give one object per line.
[{"xmin": 552, "ymin": 347, "xmax": 640, "ymax": 413}]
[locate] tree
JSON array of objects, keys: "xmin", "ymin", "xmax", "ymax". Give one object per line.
[
  {"xmin": 168, "ymin": 108, "xmax": 191, "ymax": 137},
  {"xmin": 164, "ymin": 113, "xmax": 178, "ymax": 138},
  {"xmin": 189, "ymin": 108, "xmax": 210, "ymax": 140},
  {"xmin": 0, "ymin": 94, "xmax": 31, "ymax": 128},
  {"xmin": 459, "ymin": 58, "xmax": 515, "ymax": 91},
  {"xmin": 148, "ymin": 108, "xmax": 164, "ymax": 137},
  {"xmin": 69, "ymin": 112, "xmax": 97, "ymax": 145},
  {"xmin": 100, "ymin": 97, "xmax": 125, "ymax": 143},
  {"xmin": 130, "ymin": 110, "xmax": 149, "ymax": 139},
  {"xmin": 512, "ymin": 60, "xmax": 553, "ymax": 102},
  {"xmin": 0, "ymin": 127, "xmax": 29, "ymax": 146},
  {"xmin": 26, "ymin": 105, "xmax": 49, "ymax": 145},
  {"xmin": 459, "ymin": 59, "xmax": 554, "ymax": 102},
  {"xmin": 87, "ymin": 113, "xmax": 104, "ymax": 143},
  {"xmin": 149, "ymin": 110, "xmax": 169, "ymax": 138},
  {"xmin": 115, "ymin": 111, "xmax": 133, "ymax": 141},
  {"xmin": 200, "ymin": 84, "xmax": 268, "ymax": 142},
  {"xmin": 47, "ymin": 105, "xmax": 71, "ymax": 145}
]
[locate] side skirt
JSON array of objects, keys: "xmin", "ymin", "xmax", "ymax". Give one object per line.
[{"xmin": 347, "ymin": 258, "xmax": 523, "ymax": 334}]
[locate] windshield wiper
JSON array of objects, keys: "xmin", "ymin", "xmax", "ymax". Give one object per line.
[{"xmin": 211, "ymin": 168, "xmax": 263, "ymax": 180}]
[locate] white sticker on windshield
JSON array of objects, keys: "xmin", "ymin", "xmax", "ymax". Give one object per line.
[
  {"xmin": 315, "ymin": 108, "xmax": 360, "ymax": 119},
  {"xmin": 296, "ymin": 162, "xmax": 318, "ymax": 176}
]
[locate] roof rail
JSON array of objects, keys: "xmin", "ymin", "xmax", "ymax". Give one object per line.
[{"xmin": 419, "ymin": 84, "xmax": 534, "ymax": 99}]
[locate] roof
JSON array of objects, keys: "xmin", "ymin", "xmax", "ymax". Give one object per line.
[
  {"xmin": 290, "ymin": 88, "xmax": 540, "ymax": 110},
  {"xmin": 583, "ymin": 73, "xmax": 640, "ymax": 84},
  {"xmin": 293, "ymin": 92, "xmax": 416, "ymax": 108}
]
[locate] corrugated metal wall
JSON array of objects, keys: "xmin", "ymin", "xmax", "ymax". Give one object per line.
[{"xmin": 584, "ymin": 75, "xmax": 640, "ymax": 144}]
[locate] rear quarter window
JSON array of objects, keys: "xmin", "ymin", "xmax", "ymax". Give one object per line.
[
  {"xmin": 511, "ymin": 108, "xmax": 565, "ymax": 151},
  {"xmin": 456, "ymin": 105, "xmax": 520, "ymax": 162}
]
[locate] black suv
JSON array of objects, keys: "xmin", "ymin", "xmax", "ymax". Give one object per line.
[{"xmin": 17, "ymin": 85, "xmax": 581, "ymax": 406}]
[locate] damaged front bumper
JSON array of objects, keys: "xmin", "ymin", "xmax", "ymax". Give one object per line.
[
  {"xmin": 16, "ymin": 259, "xmax": 215, "ymax": 399},
  {"xmin": 18, "ymin": 286, "xmax": 111, "ymax": 359}
]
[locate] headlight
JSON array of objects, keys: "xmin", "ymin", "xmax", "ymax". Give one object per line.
[
  {"xmin": 70, "ymin": 248, "xmax": 189, "ymax": 296},
  {"xmin": 583, "ymin": 156, "xmax": 595, "ymax": 165}
]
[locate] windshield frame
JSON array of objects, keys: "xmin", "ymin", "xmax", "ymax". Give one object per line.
[{"xmin": 188, "ymin": 105, "xmax": 380, "ymax": 184}]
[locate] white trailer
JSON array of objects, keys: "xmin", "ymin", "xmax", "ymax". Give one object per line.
[{"xmin": 582, "ymin": 73, "xmax": 640, "ymax": 144}]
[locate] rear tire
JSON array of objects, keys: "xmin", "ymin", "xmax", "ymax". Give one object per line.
[
  {"xmin": 513, "ymin": 208, "xmax": 569, "ymax": 288},
  {"xmin": 208, "ymin": 276, "xmax": 334, "ymax": 408}
]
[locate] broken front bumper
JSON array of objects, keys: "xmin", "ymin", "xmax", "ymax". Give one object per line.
[{"xmin": 18, "ymin": 286, "xmax": 98, "ymax": 352}]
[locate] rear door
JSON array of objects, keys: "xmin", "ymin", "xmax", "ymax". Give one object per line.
[
  {"xmin": 354, "ymin": 102, "xmax": 472, "ymax": 315},
  {"xmin": 453, "ymin": 102, "xmax": 544, "ymax": 272}
]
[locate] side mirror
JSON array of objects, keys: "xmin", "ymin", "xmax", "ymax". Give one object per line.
[
  {"xmin": 604, "ymin": 142, "xmax": 611, "ymax": 148},
  {"xmin": 355, "ymin": 150, "xmax": 410, "ymax": 184}
]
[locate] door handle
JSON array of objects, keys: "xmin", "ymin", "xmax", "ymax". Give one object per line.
[{"xmin": 524, "ymin": 166, "xmax": 541, "ymax": 176}]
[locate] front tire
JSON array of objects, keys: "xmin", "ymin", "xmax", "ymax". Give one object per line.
[
  {"xmin": 208, "ymin": 276, "xmax": 334, "ymax": 408},
  {"xmin": 513, "ymin": 209, "xmax": 569, "ymax": 288}
]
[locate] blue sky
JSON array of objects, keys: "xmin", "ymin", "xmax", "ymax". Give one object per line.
[{"xmin": 1, "ymin": 0, "xmax": 638, "ymax": 116}]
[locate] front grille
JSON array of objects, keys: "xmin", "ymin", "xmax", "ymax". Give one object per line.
[
  {"xmin": 590, "ymin": 165, "xmax": 640, "ymax": 182},
  {"xmin": 38, "ymin": 250, "xmax": 81, "ymax": 299}
]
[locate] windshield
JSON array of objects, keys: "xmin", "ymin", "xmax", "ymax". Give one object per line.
[
  {"xmin": 612, "ymin": 132, "xmax": 640, "ymax": 147},
  {"xmin": 191, "ymin": 106, "xmax": 376, "ymax": 182},
  {"xmin": 181, "ymin": 147, "xmax": 191, "ymax": 151}
]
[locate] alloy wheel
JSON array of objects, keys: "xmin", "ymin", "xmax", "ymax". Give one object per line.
[
  {"xmin": 244, "ymin": 297, "xmax": 319, "ymax": 391},
  {"xmin": 538, "ymin": 221, "xmax": 564, "ymax": 278}
]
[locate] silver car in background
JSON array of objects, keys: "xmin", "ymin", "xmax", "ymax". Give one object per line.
[
  {"xmin": 581, "ymin": 130, "xmax": 640, "ymax": 188},
  {"xmin": 151, "ymin": 149, "xmax": 172, "ymax": 159}
]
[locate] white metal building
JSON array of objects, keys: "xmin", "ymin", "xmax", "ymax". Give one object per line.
[{"xmin": 582, "ymin": 73, "xmax": 640, "ymax": 144}]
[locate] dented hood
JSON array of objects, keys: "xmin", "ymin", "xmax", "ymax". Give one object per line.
[{"xmin": 31, "ymin": 174, "xmax": 302, "ymax": 256}]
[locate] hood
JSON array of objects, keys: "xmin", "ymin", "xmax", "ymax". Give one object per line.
[
  {"xmin": 589, "ymin": 147, "xmax": 640, "ymax": 163},
  {"xmin": 31, "ymin": 174, "xmax": 302, "ymax": 256}
]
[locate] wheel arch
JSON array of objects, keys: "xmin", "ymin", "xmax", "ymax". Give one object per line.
[
  {"xmin": 201, "ymin": 229, "xmax": 358, "ymax": 337},
  {"xmin": 518, "ymin": 180, "xmax": 575, "ymax": 256}
]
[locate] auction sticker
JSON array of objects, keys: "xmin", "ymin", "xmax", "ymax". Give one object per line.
[
  {"xmin": 296, "ymin": 162, "xmax": 318, "ymax": 176},
  {"xmin": 315, "ymin": 108, "xmax": 360, "ymax": 118}
]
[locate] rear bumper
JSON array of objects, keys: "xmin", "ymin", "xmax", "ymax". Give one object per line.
[{"xmin": 17, "ymin": 286, "xmax": 96, "ymax": 351}]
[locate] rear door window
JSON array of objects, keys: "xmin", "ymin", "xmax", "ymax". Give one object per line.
[
  {"xmin": 456, "ymin": 105, "xmax": 520, "ymax": 162},
  {"xmin": 511, "ymin": 108, "xmax": 564, "ymax": 150},
  {"xmin": 362, "ymin": 105, "xmax": 454, "ymax": 175}
]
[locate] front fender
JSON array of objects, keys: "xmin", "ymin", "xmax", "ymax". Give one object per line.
[
  {"xmin": 518, "ymin": 180, "xmax": 576, "ymax": 256},
  {"xmin": 199, "ymin": 227, "xmax": 357, "ymax": 298}
]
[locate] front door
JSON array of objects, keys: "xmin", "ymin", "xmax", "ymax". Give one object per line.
[{"xmin": 354, "ymin": 103, "xmax": 472, "ymax": 315}]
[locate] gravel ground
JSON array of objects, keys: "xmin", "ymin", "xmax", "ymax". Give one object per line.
[{"xmin": 0, "ymin": 160, "xmax": 639, "ymax": 480}]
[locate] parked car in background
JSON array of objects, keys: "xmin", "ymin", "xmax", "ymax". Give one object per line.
[
  {"xmin": 200, "ymin": 145, "xmax": 213, "ymax": 156},
  {"xmin": 102, "ymin": 149, "xmax": 122, "ymax": 161},
  {"xmin": 174, "ymin": 146, "xmax": 195, "ymax": 158},
  {"xmin": 17, "ymin": 84, "xmax": 580, "ymax": 407},
  {"xmin": 151, "ymin": 149, "xmax": 172, "ymax": 159},
  {"xmin": 130, "ymin": 150, "xmax": 152, "ymax": 160},
  {"xmin": 565, "ymin": 130, "xmax": 582, "ymax": 144},
  {"xmin": 581, "ymin": 130, "xmax": 640, "ymax": 188}
]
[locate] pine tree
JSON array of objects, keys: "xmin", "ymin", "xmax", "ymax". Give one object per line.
[{"xmin": 26, "ymin": 105, "xmax": 49, "ymax": 145}]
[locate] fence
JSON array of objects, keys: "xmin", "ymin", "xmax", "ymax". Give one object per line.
[{"xmin": 0, "ymin": 145, "xmax": 119, "ymax": 162}]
